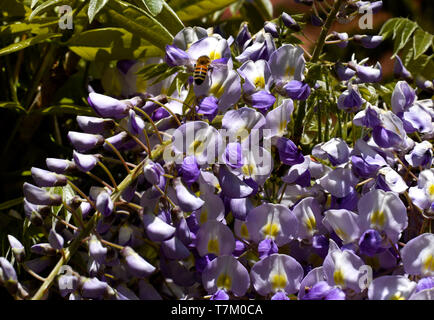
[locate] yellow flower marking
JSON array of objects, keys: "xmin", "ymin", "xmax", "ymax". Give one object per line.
[
  {"xmin": 242, "ymin": 163, "xmax": 255, "ymax": 177},
  {"xmin": 207, "ymin": 238, "xmax": 220, "ymax": 255},
  {"xmin": 286, "ymin": 66, "xmax": 295, "ymax": 77},
  {"xmin": 334, "ymin": 227, "xmax": 348, "ymax": 241},
  {"xmin": 240, "ymin": 223, "xmax": 249, "ymax": 239},
  {"xmin": 423, "ymin": 254, "xmax": 434, "ymax": 273},
  {"xmin": 428, "ymin": 184, "xmax": 434, "ymax": 197},
  {"xmin": 271, "ymin": 274, "xmax": 287, "ymax": 291},
  {"xmin": 390, "ymin": 292, "xmax": 405, "ymax": 300},
  {"xmin": 304, "ymin": 215, "xmax": 317, "ymax": 232},
  {"xmin": 216, "ymin": 273, "xmax": 232, "ymax": 290},
  {"xmin": 279, "ymin": 121, "xmax": 287, "ymax": 134},
  {"xmin": 200, "ymin": 209, "xmax": 208, "ymax": 224},
  {"xmin": 262, "ymin": 222, "xmax": 280, "ymax": 238},
  {"xmin": 189, "ymin": 139, "xmax": 205, "ymax": 155},
  {"xmin": 333, "ymin": 269, "xmax": 345, "ymax": 287},
  {"xmin": 209, "ymin": 50, "xmax": 221, "ymax": 61},
  {"xmin": 370, "ymin": 210, "xmax": 386, "ymax": 228},
  {"xmin": 254, "ymin": 76, "xmax": 265, "ymax": 89}
]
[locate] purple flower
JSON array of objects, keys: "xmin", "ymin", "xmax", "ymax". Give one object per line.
[
  {"xmin": 197, "ymin": 96, "xmax": 218, "ymax": 121},
  {"xmin": 196, "ymin": 220, "xmax": 235, "ymax": 256},
  {"xmin": 245, "ymin": 203, "xmax": 298, "ymax": 246},
  {"xmin": 67, "ymin": 131, "xmax": 104, "ymax": 153},
  {"xmin": 354, "ymin": 35, "xmax": 383, "ymax": 48},
  {"xmin": 330, "ymin": 32, "xmax": 349, "ymax": 48},
  {"xmin": 202, "ymin": 255, "xmax": 250, "ymax": 297},
  {"xmin": 73, "ymin": 151, "xmax": 98, "ymax": 172},
  {"xmin": 258, "ymin": 239, "xmax": 279, "ymax": 260},
  {"xmin": 235, "ymin": 23, "xmax": 251, "ymax": 49},
  {"xmin": 358, "ymin": 229, "xmax": 385, "ymax": 256},
  {"xmin": 23, "ymin": 182, "xmax": 62, "ymax": 206},
  {"xmin": 283, "ymin": 80, "xmax": 311, "ymax": 100},
  {"xmin": 121, "ymin": 246, "xmax": 156, "ymax": 278},
  {"xmin": 349, "ymin": 61, "xmax": 382, "ymax": 83},
  {"xmin": 276, "ymin": 137, "xmax": 304, "ymax": 165},
  {"xmin": 31, "ymin": 167, "xmax": 67, "ymax": 187},
  {"xmin": 224, "ymin": 142, "xmax": 243, "ymax": 169},
  {"xmin": 391, "ymin": 81, "xmax": 416, "ymax": 114},
  {"xmin": 394, "ymin": 56, "xmax": 413, "ymax": 81},
  {"xmin": 337, "ymin": 84, "xmax": 365, "ymax": 112},
  {"xmin": 368, "ymin": 275, "xmax": 416, "ymax": 300},
  {"xmin": 179, "ymin": 155, "xmax": 200, "ymax": 185},
  {"xmin": 96, "ymin": 190, "xmax": 113, "ymax": 217},
  {"xmin": 335, "ymin": 63, "xmax": 356, "ymax": 81},
  {"xmin": 76, "ymin": 116, "xmax": 114, "ymax": 134},
  {"xmin": 401, "ymin": 233, "xmax": 434, "ymax": 276},
  {"xmin": 302, "ymin": 281, "xmax": 345, "ymax": 300},
  {"xmin": 46, "ymin": 158, "xmax": 76, "ymax": 174},
  {"xmin": 164, "ymin": 44, "xmax": 190, "ymax": 67},
  {"xmin": 87, "ymin": 92, "xmax": 130, "ymax": 119},
  {"xmin": 236, "ymin": 32, "xmax": 276, "ymax": 63},
  {"xmin": 250, "ymin": 254, "xmax": 304, "ymax": 296},
  {"xmin": 264, "ymin": 22, "xmax": 279, "ymax": 38},
  {"xmin": 281, "ymin": 12, "xmax": 301, "ymax": 31},
  {"xmin": 7, "ymin": 235, "xmax": 25, "ymax": 262}
]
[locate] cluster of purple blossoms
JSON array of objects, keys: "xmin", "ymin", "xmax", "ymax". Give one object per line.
[{"xmin": 2, "ymin": 0, "xmax": 434, "ymax": 301}]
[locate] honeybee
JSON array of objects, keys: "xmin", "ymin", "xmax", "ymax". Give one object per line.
[
  {"xmin": 192, "ymin": 55, "xmax": 228, "ymax": 86},
  {"xmin": 193, "ymin": 55, "xmax": 212, "ymax": 85}
]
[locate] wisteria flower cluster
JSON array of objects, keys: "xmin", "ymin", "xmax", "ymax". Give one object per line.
[{"xmin": 1, "ymin": 0, "xmax": 434, "ymax": 301}]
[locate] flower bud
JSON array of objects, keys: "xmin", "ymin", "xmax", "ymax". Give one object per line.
[
  {"xmin": 31, "ymin": 167, "xmax": 67, "ymax": 187},
  {"xmin": 283, "ymin": 80, "xmax": 311, "ymax": 100},
  {"xmin": 23, "ymin": 183, "xmax": 62, "ymax": 206},
  {"xmin": 121, "ymin": 246, "xmax": 156, "ymax": 278},
  {"xmin": 87, "ymin": 92, "xmax": 130, "ymax": 119},
  {"xmin": 394, "ymin": 56, "xmax": 413, "ymax": 82},
  {"xmin": 96, "ymin": 190, "xmax": 114, "ymax": 217},
  {"xmin": 276, "ymin": 137, "xmax": 304, "ymax": 165},
  {"xmin": 281, "ymin": 12, "xmax": 301, "ymax": 31},
  {"xmin": 76, "ymin": 116, "xmax": 115, "ymax": 134},
  {"xmin": 31, "ymin": 243, "xmax": 57, "ymax": 256},
  {"xmin": 354, "ymin": 35, "xmax": 383, "ymax": 49},
  {"xmin": 0, "ymin": 257, "xmax": 18, "ymax": 294},
  {"xmin": 89, "ymin": 235, "xmax": 107, "ymax": 264},
  {"xmin": 235, "ymin": 23, "xmax": 251, "ymax": 49},
  {"xmin": 264, "ymin": 22, "xmax": 279, "ymax": 38},
  {"xmin": 164, "ymin": 44, "xmax": 190, "ymax": 67},
  {"xmin": 48, "ymin": 228, "xmax": 64, "ymax": 250},
  {"xmin": 179, "ymin": 155, "xmax": 200, "ymax": 185},
  {"xmin": 46, "ymin": 158, "xmax": 76, "ymax": 174},
  {"xmin": 73, "ymin": 151, "xmax": 99, "ymax": 172},
  {"xmin": 67, "ymin": 131, "xmax": 104, "ymax": 153},
  {"xmin": 358, "ymin": 229, "xmax": 385, "ymax": 256},
  {"xmin": 7, "ymin": 235, "xmax": 25, "ymax": 262}
]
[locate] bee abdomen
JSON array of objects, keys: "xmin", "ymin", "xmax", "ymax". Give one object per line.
[{"xmin": 193, "ymin": 66, "xmax": 208, "ymax": 85}]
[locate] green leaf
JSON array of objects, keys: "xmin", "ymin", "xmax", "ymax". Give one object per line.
[
  {"xmin": 0, "ymin": 101, "xmax": 27, "ymax": 113},
  {"xmin": 0, "ymin": 18, "xmax": 59, "ymax": 36},
  {"xmin": 393, "ymin": 19, "xmax": 417, "ymax": 56},
  {"xmin": 67, "ymin": 27, "xmax": 160, "ymax": 61},
  {"xmin": 0, "ymin": 197, "xmax": 23, "ymax": 211},
  {"xmin": 29, "ymin": 0, "xmax": 69, "ymax": 20},
  {"xmin": 35, "ymin": 104, "xmax": 95, "ymax": 116},
  {"xmin": 88, "ymin": 0, "xmax": 109, "ymax": 23},
  {"xmin": 169, "ymin": 0, "xmax": 239, "ymax": 21},
  {"xmin": 379, "ymin": 18, "xmax": 401, "ymax": 39},
  {"xmin": 413, "ymin": 28, "xmax": 433, "ymax": 60},
  {"xmin": 0, "ymin": 33, "xmax": 62, "ymax": 57},
  {"xmin": 141, "ymin": 0, "xmax": 164, "ymax": 16},
  {"xmin": 31, "ymin": 0, "xmax": 40, "ymax": 9},
  {"xmin": 104, "ymin": 3, "xmax": 172, "ymax": 51},
  {"xmin": 252, "ymin": 0, "xmax": 273, "ymax": 21}
]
